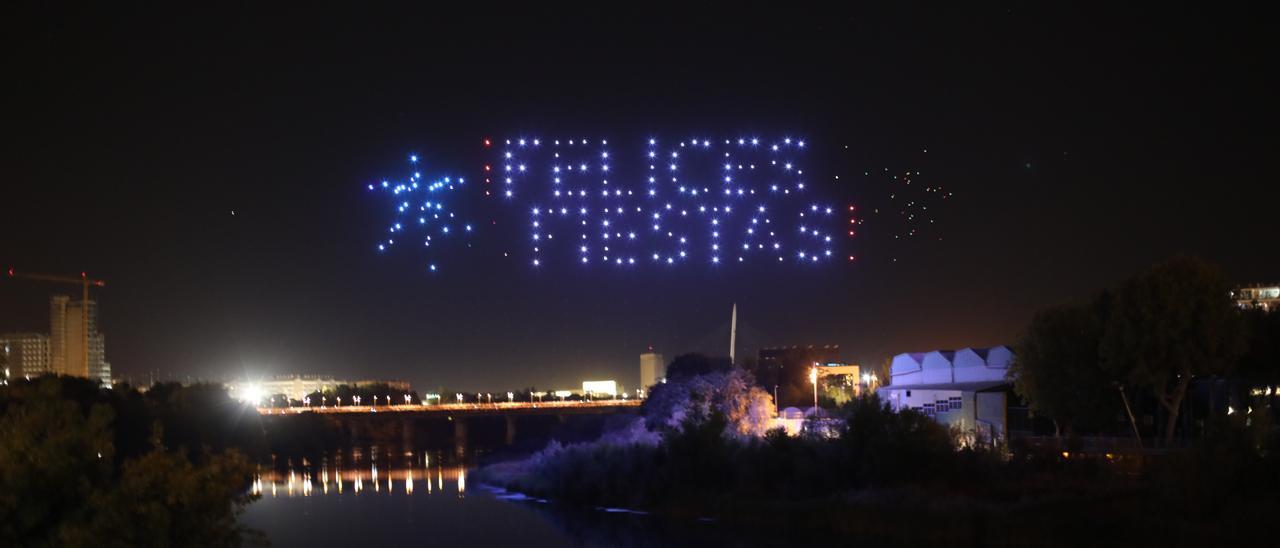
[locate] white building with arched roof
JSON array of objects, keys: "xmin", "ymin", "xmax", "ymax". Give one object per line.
[{"xmin": 878, "ymin": 345, "xmax": 1014, "ymax": 446}]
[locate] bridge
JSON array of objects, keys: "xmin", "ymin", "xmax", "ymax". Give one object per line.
[
  {"xmin": 257, "ymin": 400, "xmax": 642, "ymax": 455},
  {"xmin": 257, "ymin": 399, "xmax": 641, "ymax": 417}
]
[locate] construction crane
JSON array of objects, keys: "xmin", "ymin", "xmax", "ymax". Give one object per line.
[{"xmin": 6, "ymin": 268, "xmax": 107, "ymax": 379}]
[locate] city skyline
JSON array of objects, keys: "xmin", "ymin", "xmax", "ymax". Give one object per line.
[{"xmin": 3, "ymin": 5, "xmax": 1275, "ymax": 392}]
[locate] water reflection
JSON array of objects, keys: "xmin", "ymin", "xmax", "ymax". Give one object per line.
[
  {"xmin": 241, "ymin": 446, "xmax": 818, "ymax": 547},
  {"xmin": 250, "ymin": 447, "xmax": 467, "ymax": 499}
]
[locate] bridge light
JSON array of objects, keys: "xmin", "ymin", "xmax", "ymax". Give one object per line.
[{"xmin": 239, "ymin": 384, "xmax": 264, "ymax": 405}]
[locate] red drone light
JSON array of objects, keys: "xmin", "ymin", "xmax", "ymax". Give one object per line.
[{"xmin": 483, "ymin": 138, "xmax": 492, "ymax": 147}]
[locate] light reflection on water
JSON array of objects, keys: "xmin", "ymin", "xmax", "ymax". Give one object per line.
[
  {"xmin": 240, "ymin": 446, "xmax": 820, "ymax": 547},
  {"xmin": 250, "ymin": 447, "xmax": 467, "ymax": 499}
]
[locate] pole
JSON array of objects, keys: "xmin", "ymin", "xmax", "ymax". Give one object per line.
[
  {"xmin": 729, "ymin": 303, "xmax": 737, "ymax": 364},
  {"xmin": 1118, "ymin": 384, "xmax": 1143, "ymax": 449},
  {"xmin": 810, "ymin": 365, "xmax": 819, "ymax": 417}
]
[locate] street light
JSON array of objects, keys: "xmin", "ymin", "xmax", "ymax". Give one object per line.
[
  {"xmin": 862, "ymin": 372, "xmax": 879, "ymax": 393},
  {"xmin": 810, "ymin": 365, "xmax": 819, "ymax": 417},
  {"xmin": 507, "ymin": 391, "xmax": 514, "ymax": 402}
]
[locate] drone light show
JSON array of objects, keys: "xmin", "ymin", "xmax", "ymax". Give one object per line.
[{"xmin": 369, "ymin": 135, "xmax": 870, "ymax": 273}]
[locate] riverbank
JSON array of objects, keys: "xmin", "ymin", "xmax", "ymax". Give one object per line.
[
  {"xmin": 480, "ymin": 456, "xmax": 1278, "ymax": 546},
  {"xmin": 476, "ymin": 399, "xmax": 1280, "ymax": 546}
]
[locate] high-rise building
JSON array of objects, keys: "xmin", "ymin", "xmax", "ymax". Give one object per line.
[
  {"xmin": 754, "ymin": 345, "xmax": 841, "ymax": 406},
  {"xmin": 640, "ymin": 349, "xmax": 665, "ymax": 388},
  {"xmin": 757, "ymin": 345, "xmax": 841, "ymax": 377},
  {"xmin": 49, "ymin": 296, "xmax": 111, "ymax": 384},
  {"xmin": 1, "ymin": 333, "xmax": 52, "ymax": 378},
  {"xmin": 49, "ymin": 295, "xmax": 69, "ymax": 375}
]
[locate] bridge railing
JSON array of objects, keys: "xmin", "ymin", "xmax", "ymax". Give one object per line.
[{"xmin": 256, "ymin": 399, "xmax": 643, "ymax": 415}]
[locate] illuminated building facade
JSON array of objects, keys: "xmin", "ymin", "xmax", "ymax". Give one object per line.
[
  {"xmin": 47, "ymin": 296, "xmax": 111, "ymax": 384},
  {"xmin": 228, "ymin": 375, "xmax": 413, "ymax": 403},
  {"xmin": 49, "ymin": 295, "xmax": 68, "ymax": 375},
  {"xmin": 582, "ymin": 380, "xmax": 618, "ymax": 397},
  {"xmin": 878, "ymin": 346, "xmax": 1013, "ymax": 445},
  {"xmin": 640, "ymin": 349, "xmax": 665, "ymax": 388},
  {"xmin": 0, "ymin": 333, "xmax": 52, "ymax": 378},
  {"xmin": 228, "ymin": 375, "xmax": 342, "ymax": 402},
  {"xmin": 1234, "ymin": 284, "xmax": 1279, "ymax": 311},
  {"xmin": 754, "ymin": 345, "xmax": 840, "ymax": 406}
]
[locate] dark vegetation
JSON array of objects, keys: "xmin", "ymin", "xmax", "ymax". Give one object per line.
[
  {"xmin": 1012, "ymin": 256, "xmax": 1264, "ymax": 441},
  {"xmin": 482, "ymin": 392, "xmax": 1280, "ymax": 544},
  {"xmin": 0, "ymin": 376, "xmax": 264, "ymax": 547},
  {"xmin": 482, "ymin": 257, "xmax": 1280, "ymax": 544}
]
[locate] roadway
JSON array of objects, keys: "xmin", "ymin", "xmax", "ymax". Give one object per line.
[{"xmin": 257, "ymin": 399, "xmax": 643, "ymax": 417}]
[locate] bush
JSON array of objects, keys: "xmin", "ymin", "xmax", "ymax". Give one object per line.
[{"xmin": 0, "ymin": 376, "xmax": 262, "ymax": 546}]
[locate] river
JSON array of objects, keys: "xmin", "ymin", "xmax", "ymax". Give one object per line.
[{"xmin": 239, "ymin": 446, "xmax": 813, "ymax": 547}]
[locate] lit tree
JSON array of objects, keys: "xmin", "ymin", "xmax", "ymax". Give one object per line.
[{"xmin": 642, "ymin": 354, "xmax": 775, "ymax": 438}]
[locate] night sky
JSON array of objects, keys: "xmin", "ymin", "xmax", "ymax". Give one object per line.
[{"xmin": 3, "ymin": 4, "xmax": 1274, "ymax": 392}]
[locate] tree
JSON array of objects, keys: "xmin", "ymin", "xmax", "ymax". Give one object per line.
[
  {"xmin": 1239, "ymin": 308, "xmax": 1280, "ymax": 384},
  {"xmin": 642, "ymin": 366, "xmax": 775, "ymax": 438},
  {"xmin": 665, "ymin": 353, "xmax": 733, "ymax": 381},
  {"xmin": 0, "ymin": 376, "xmax": 261, "ymax": 546},
  {"xmin": 1100, "ymin": 257, "xmax": 1245, "ymax": 442},
  {"xmin": 64, "ymin": 442, "xmax": 260, "ymax": 547},
  {"xmin": 0, "ymin": 381, "xmax": 114, "ymax": 544},
  {"xmin": 1011, "ymin": 297, "xmax": 1118, "ymax": 435},
  {"xmin": 839, "ymin": 394, "xmax": 953, "ymax": 487}
]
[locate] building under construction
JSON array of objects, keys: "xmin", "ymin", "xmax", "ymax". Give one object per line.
[{"xmin": 0, "ymin": 295, "xmax": 111, "ymax": 385}]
